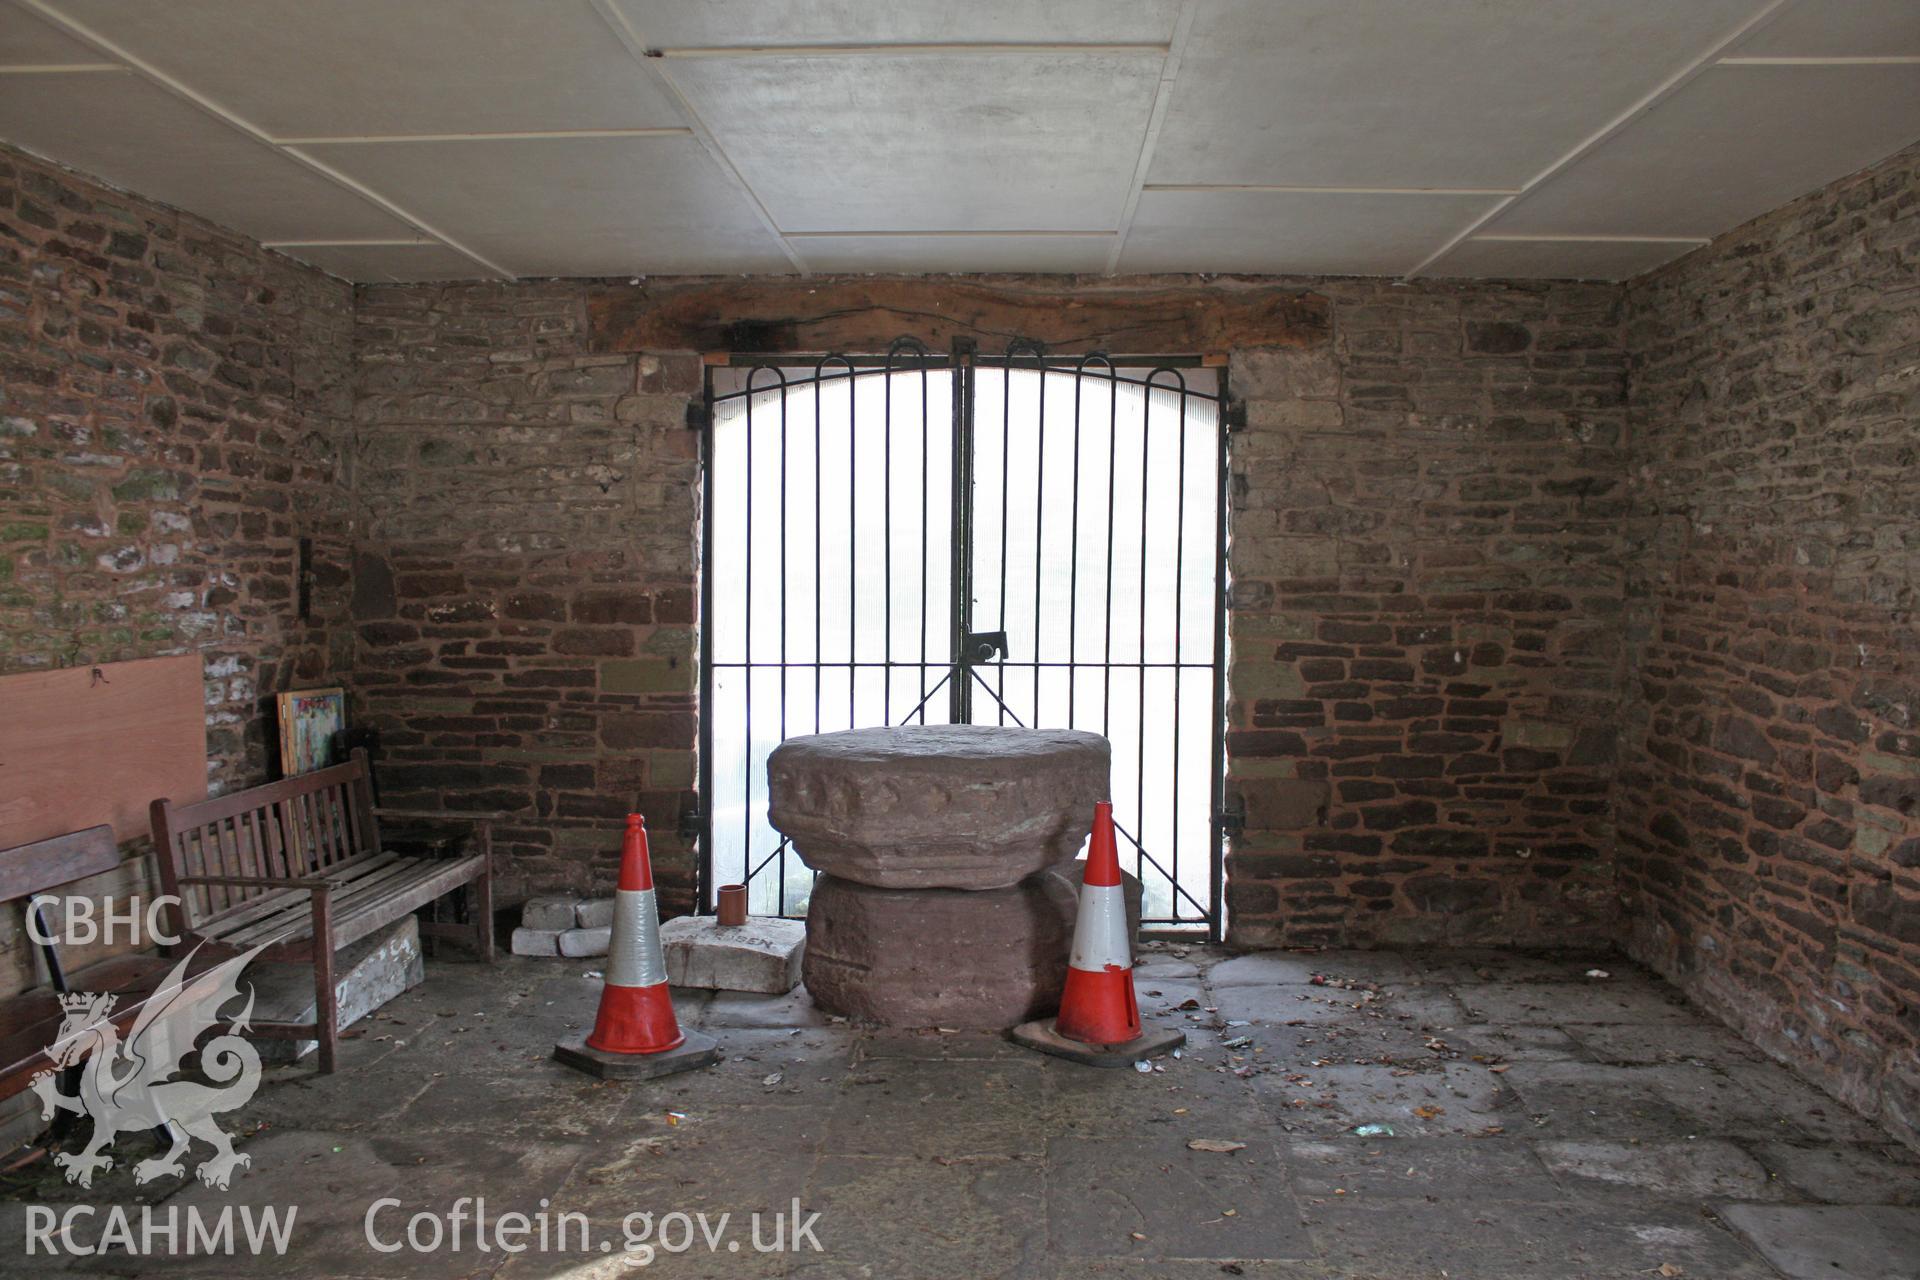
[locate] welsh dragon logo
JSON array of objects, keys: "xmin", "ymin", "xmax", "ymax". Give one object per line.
[{"xmin": 30, "ymin": 942, "xmax": 269, "ymax": 1190}]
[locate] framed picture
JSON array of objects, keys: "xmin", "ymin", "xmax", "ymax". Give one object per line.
[{"xmin": 276, "ymin": 687, "xmax": 347, "ymax": 777}]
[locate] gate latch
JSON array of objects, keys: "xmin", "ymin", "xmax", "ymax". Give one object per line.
[{"xmin": 961, "ymin": 631, "xmax": 1008, "ymax": 665}]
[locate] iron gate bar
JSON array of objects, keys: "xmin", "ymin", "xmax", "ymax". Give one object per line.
[{"xmin": 701, "ymin": 346, "xmax": 1227, "ymax": 935}]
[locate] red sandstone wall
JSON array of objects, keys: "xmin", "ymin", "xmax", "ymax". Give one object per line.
[
  {"xmin": 0, "ymin": 145, "xmax": 354, "ymax": 992},
  {"xmin": 351, "ymin": 286, "xmax": 701, "ymax": 908},
  {"xmin": 1618, "ymin": 141, "xmax": 1920, "ymax": 1148},
  {"xmin": 1225, "ymin": 281, "xmax": 1628, "ymax": 947},
  {"xmin": 349, "ymin": 275, "xmax": 1629, "ymax": 945}
]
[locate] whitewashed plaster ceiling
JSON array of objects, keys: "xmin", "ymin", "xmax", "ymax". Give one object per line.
[{"xmin": 0, "ymin": 0, "xmax": 1915, "ymax": 282}]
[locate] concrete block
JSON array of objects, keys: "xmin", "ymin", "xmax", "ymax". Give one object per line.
[
  {"xmin": 249, "ymin": 915, "xmax": 424, "ymax": 1064},
  {"xmin": 511, "ymin": 927, "xmax": 561, "ymax": 956},
  {"xmin": 558, "ymin": 926, "xmax": 611, "ymax": 958},
  {"xmin": 660, "ymin": 914, "xmax": 806, "ymax": 994},
  {"xmin": 520, "ymin": 896, "xmax": 578, "ymax": 930},
  {"xmin": 575, "ymin": 897, "xmax": 615, "ymax": 929}
]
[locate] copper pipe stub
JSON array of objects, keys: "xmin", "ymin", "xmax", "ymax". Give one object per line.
[{"xmin": 716, "ymin": 884, "xmax": 748, "ymax": 927}]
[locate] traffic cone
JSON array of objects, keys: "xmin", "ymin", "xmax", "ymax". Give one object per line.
[
  {"xmin": 554, "ymin": 815, "xmax": 719, "ymax": 1080},
  {"xmin": 1010, "ymin": 802, "xmax": 1185, "ymax": 1067}
]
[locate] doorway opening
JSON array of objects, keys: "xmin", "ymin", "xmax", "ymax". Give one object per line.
[{"xmin": 700, "ymin": 341, "xmax": 1229, "ymax": 937}]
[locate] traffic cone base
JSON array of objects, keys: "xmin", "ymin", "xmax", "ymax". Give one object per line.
[
  {"xmin": 554, "ymin": 1027, "xmax": 721, "ymax": 1080},
  {"xmin": 1008, "ymin": 1016, "xmax": 1185, "ymax": 1068}
]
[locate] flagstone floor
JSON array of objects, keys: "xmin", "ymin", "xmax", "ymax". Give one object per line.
[{"xmin": 4, "ymin": 945, "xmax": 1918, "ymax": 1279}]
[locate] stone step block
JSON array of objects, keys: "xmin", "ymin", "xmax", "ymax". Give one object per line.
[
  {"xmin": 520, "ymin": 896, "xmax": 579, "ymax": 931},
  {"xmin": 768, "ymin": 724, "xmax": 1110, "ymax": 889},
  {"xmin": 660, "ymin": 914, "xmax": 806, "ymax": 993},
  {"xmin": 575, "ymin": 898, "xmax": 615, "ymax": 929},
  {"xmin": 511, "ymin": 927, "xmax": 561, "ymax": 956},
  {"xmin": 250, "ymin": 915, "xmax": 424, "ymax": 1063},
  {"xmin": 558, "ymin": 926, "xmax": 611, "ymax": 958}
]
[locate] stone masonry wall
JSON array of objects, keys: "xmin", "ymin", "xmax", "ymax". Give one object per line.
[
  {"xmin": 1226, "ymin": 280, "xmax": 1628, "ymax": 947},
  {"xmin": 351, "ymin": 285, "xmax": 699, "ymax": 909},
  {"xmin": 0, "ymin": 144, "xmax": 354, "ymax": 994},
  {"xmin": 353, "ymin": 274, "xmax": 1628, "ymax": 947},
  {"xmin": 1618, "ymin": 141, "xmax": 1920, "ymax": 1147}
]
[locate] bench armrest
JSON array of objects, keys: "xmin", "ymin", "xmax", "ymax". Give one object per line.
[{"xmin": 372, "ymin": 810, "xmax": 500, "ymax": 861}]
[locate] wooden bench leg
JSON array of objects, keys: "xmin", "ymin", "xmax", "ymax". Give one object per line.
[
  {"xmin": 473, "ymin": 867, "xmax": 495, "ymax": 963},
  {"xmin": 312, "ymin": 890, "xmax": 338, "ymax": 1074}
]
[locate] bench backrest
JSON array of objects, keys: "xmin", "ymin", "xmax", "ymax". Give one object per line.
[
  {"xmin": 150, "ymin": 747, "xmax": 381, "ymax": 930},
  {"xmin": 0, "ymin": 825, "xmax": 119, "ymax": 905},
  {"xmin": 0, "ymin": 824, "xmax": 120, "ymax": 992}
]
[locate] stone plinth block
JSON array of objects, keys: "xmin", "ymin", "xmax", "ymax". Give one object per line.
[
  {"xmin": 803, "ymin": 867, "xmax": 1142, "ymax": 1029},
  {"xmin": 520, "ymin": 896, "xmax": 578, "ymax": 931},
  {"xmin": 251, "ymin": 915, "xmax": 424, "ymax": 1064},
  {"xmin": 768, "ymin": 725, "xmax": 1111, "ymax": 890},
  {"xmin": 511, "ymin": 927, "xmax": 560, "ymax": 956},
  {"xmin": 660, "ymin": 915, "xmax": 806, "ymax": 993},
  {"xmin": 558, "ymin": 926, "xmax": 611, "ymax": 958}
]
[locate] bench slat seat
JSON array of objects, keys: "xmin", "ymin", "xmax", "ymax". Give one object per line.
[
  {"xmin": 205, "ymin": 851, "xmax": 486, "ymax": 951},
  {"xmin": 151, "ymin": 749, "xmax": 494, "ymax": 1073},
  {"xmin": 0, "ymin": 952, "xmax": 221, "ymax": 1099}
]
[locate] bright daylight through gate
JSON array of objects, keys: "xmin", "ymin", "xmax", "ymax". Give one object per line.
[{"xmin": 702, "ymin": 346, "xmax": 1227, "ymax": 935}]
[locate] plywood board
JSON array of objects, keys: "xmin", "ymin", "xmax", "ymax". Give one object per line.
[{"xmin": 0, "ymin": 655, "xmax": 208, "ymax": 849}]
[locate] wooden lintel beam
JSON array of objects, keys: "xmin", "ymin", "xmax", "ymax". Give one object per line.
[{"xmin": 588, "ymin": 277, "xmax": 1330, "ymax": 356}]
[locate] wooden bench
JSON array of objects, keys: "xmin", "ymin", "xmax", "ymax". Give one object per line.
[
  {"xmin": 0, "ymin": 825, "xmax": 212, "ymax": 1118},
  {"xmin": 150, "ymin": 748, "xmax": 493, "ymax": 1073}
]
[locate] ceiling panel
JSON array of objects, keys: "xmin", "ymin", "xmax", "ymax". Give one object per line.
[
  {"xmin": 274, "ymin": 241, "xmax": 484, "ymax": 283},
  {"xmin": 1484, "ymin": 64, "xmax": 1920, "ymax": 239},
  {"xmin": 669, "ymin": 51, "xmax": 1161, "ymax": 233},
  {"xmin": 50, "ymin": 0, "xmax": 684, "ymax": 137},
  {"xmin": 622, "ymin": 0, "xmax": 1180, "ymax": 48},
  {"xmin": 790, "ymin": 233, "xmax": 1115, "ymax": 274},
  {"xmin": 1119, "ymin": 189, "xmax": 1499, "ymax": 276},
  {"xmin": 0, "ymin": 71, "xmax": 420, "ymax": 242},
  {"xmin": 1148, "ymin": 0, "xmax": 1766, "ymax": 189},
  {"xmin": 1728, "ymin": 0, "xmax": 1920, "ymax": 57},
  {"xmin": 1425, "ymin": 237, "xmax": 1700, "ymax": 282},
  {"xmin": 300, "ymin": 135, "xmax": 795, "ymax": 277},
  {"xmin": 0, "ymin": 7, "xmax": 109, "ymax": 63}
]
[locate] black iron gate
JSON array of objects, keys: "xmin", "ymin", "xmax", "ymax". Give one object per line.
[{"xmin": 699, "ymin": 340, "xmax": 1228, "ymax": 936}]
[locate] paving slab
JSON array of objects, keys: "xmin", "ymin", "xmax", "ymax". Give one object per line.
[
  {"xmin": 1213, "ymin": 983, "xmax": 1391, "ymax": 1026},
  {"xmin": 1046, "ymin": 1132, "xmax": 1312, "ymax": 1260},
  {"xmin": 1307, "ymin": 1199, "xmax": 1781, "ymax": 1278},
  {"xmin": 62, "ymin": 1128, "xmax": 584, "ymax": 1279},
  {"xmin": 1535, "ymin": 1137, "xmax": 1784, "ymax": 1201},
  {"xmin": 1283, "ymin": 1136, "xmax": 1562, "ymax": 1202},
  {"xmin": 1209, "ymin": 951, "xmax": 1417, "ymax": 988},
  {"xmin": 1718, "ymin": 1203, "xmax": 1920, "ymax": 1280},
  {"xmin": 1252, "ymin": 1061, "xmax": 1522, "ymax": 1137},
  {"xmin": 823, "ymin": 1058, "xmax": 1056, "ymax": 1159},
  {"xmin": 795, "ymin": 1154, "xmax": 1046, "ymax": 1280},
  {"xmin": 1747, "ymin": 1141, "xmax": 1920, "ymax": 1205},
  {"xmin": 1569, "ymin": 1020, "xmax": 1774, "ymax": 1066},
  {"xmin": 1452, "ymin": 979, "xmax": 1701, "ymax": 1025}
]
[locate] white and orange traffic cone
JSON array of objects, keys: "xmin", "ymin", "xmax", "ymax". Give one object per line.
[
  {"xmin": 554, "ymin": 814, "xmax": 719, "ymax": 1079},
  {"xmin": 1011, "ymin": 801, "xmax": 1185, "ymax": 1066}
]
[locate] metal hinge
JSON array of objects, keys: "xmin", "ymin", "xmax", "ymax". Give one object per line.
[
  {"xmin": 1223, "ymin": 400, "xmax": 1249, "ymax": 433},
  {"xmin": 1215, "ymin": 799, "xmax": 1246, "ymax": 837},
  {"xmin": 686, "ymin": 401, "xmax": 710, "ymax": 430},
  {"xmin": 678, "ymin": 806, "xmax": 701, "ymax": 843}
]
